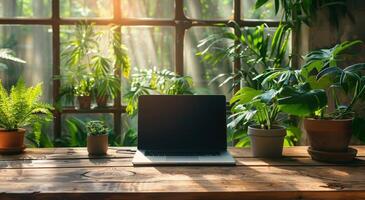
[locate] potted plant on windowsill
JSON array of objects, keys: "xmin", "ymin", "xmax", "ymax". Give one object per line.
[
  {"xmin": 0, "ymin": 79, "xmax": 53, "ymax": 154},
  {"xmin": 230, "ymin": 87, "xmax": 286, "ymax": 157},
  {"xmin": 75, "ymin": 77, "xmax": 94, "ymax": 110},
  {"xmin": 92, "ymin": 57, "xmax": 122, "ymax": 108},
  {"xmin": 86, "ymin": 120, "xmax": 109, "ymax": 156}
]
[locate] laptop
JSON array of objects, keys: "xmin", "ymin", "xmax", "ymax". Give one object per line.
[{"xmin": 132, "ymin": 95, "xmax": 235, "ymax": 166}]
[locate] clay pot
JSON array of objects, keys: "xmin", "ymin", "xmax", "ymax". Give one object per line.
[
  {"xmin": 77, "ymin": 96, "xmax": 92, "ymax": 110},
  {"xmin": 87, "ymin": 135, "xmax": 108, "ymax": 155},
  {"xmin": 304, "ymin": 118, "xmax": 353, "ymax": 152},
  {"xmin": 248, "ymin": 125, "xmax": 286, "ymax": 158},
  {"xmin": 96, "ymin": 96, "xmax": 108, "ymax": 108},
  {"xmin": 0, "ymin": 128, "xmax": 26, "ymax": 154}
]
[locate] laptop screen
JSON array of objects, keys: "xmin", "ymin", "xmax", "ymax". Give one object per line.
[{"xmin": 138, "ymin": 95, "xmax": 227, "ymax": 152}]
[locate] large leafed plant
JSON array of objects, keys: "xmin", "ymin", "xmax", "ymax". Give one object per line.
[{"xmin": 260, "ymin": 40, "xmax": 365, "ymax": 142}]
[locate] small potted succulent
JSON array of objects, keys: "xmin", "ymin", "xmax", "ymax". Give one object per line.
[
  {"xmin": 230, "ymin": 87, "xmax": 286, "ymax": 157},
  {"xmin": 0, "ymin": 79, "xmax": 53, "ymax": 154},
  {"xmin": 86, "ymin": 120, "xmax": 109, "ymax": 155}
]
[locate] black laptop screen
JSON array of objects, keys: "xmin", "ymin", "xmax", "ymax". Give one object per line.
[{"xmin": 138, "ymin": 95, "xmax": 227, "ymax": 152}]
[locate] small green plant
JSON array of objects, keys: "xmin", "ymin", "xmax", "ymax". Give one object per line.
[
  {"xmin": 228, "ymin": 86, "xmax": 301, "ymax": 147},
  {"xmin": 74, "ymin": 77, "xmax": 95, "ymax": 97},
  {"xmin": 0, "ymin": 79, "xmax": 53, "ymax": 130},
  {"xmin": 124, "ymin": 68, "xmax": 194, "ymax": 115},
  {"xmin": 86, "ymin": 120, "xmax": 109, "ymax": 136},
  {"xmin": 230, "ymin": 87, "xmax": 281, "ymax": 130}
]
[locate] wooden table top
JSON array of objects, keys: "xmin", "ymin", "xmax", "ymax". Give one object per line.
[{"xmin": 1, "ymin": 146, "xmax": 365, "ymax": 200}]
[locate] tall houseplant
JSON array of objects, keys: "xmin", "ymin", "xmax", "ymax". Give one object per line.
[
  {"xmin": 0, "ymin": 79, "xmax": 53, "ymax": 154},
  {"xmin": 198, "ymin": 22, "xmax": 296, "ymax": 147},
  {"xmin": 198, "ymin": 22, "xmax": 291, "ymax": 91}
]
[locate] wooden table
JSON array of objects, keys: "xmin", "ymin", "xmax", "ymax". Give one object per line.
[{"xmin": 0, "ymin": 146, "xmax": 365, "ymax": 200}]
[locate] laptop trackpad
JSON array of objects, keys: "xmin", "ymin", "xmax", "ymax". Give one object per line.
[{"xmin": 166, "ymin": 156, "xmax": 200, "ymax": 161}]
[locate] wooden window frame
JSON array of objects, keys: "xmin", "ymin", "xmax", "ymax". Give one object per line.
[{"xmin": 0, "ymin": 0, "xmax": 279, "ymax": 139}]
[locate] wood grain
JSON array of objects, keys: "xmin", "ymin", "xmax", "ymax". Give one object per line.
[
  {"xmin": 1, "ymin": 146, "xmax": 364, "ymax": 161},
  {"xmin": 0, "ymin": 146, "xmax": 365, "ymax": 200}
]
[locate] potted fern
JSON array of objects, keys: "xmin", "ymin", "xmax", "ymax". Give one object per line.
[
  {"xmin": 86, "ymin": 120, "xmax": 109, "ymax": 155},
  {"xmin": 0, "ymin": 79, "xmax": 53, "ymax": 154},
  {"xmin": 230, "ymin": 87, "xmax": 286, "ymax": 157}
]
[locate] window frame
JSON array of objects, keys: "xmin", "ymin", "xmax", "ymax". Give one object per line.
[{"xmin": 0, "ymin": 0, "xmax": 280, "ymax": 139}]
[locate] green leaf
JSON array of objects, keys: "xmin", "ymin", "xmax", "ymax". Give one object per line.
[
  {"xmin": 255, "ymin": 0, "xmax": 270, "ymax": 9},
  {"xmin": 259, "ymin": 89, "xmax": 279, "ymax": 103},
  {"xmin": 230, "ymin": 87, "xmax": 262, "ymax": 105},
  {"xmin": 278, "ymin": 87, "xmax": 327, "ymax": 116},
  {"xmin": 274, "ymin": 0, "xmax": 280, "ymax": 14},
  {"xmin": 344, "ymin": 63, "xmax": 365, "ymax": 73},
  {"xmin": 317, "ymin": 66, "xmax": 342, "ymax": 80}
]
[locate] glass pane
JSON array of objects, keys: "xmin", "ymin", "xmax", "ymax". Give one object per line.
[
  {"xmin": 121, "ymin": 0, "xmax": 174, "ymax": 19},
  {"xmin": 242, "ymin": 0, "xmax": 280, "ymax": 20},
  {"xmin": 122, "ymin": 26, "xmax": 175, "ymax": 70},
  {"xmin": 0, "ymin": 25, "xmax": 53, "ymax": 103},
  {"xmin": 184, "ymin": 0, "xmax": 233, "ymax": 20},
  {"xmin": 184, "ymin": 27, "xmax": 232, "ymax": 97},
  {"xmin": 0, "ymin": 0, "xmax": 51, "ymax": 18},
  {"xmin": 121, "ymin": 114, "xmax": 137, "ymax": 146},
  {"xmin": 121, "ymin": 26, "xmax": 175, "ymax": 99},
  {"xmin": 60, "ymin": 0, "xmax": 113, "ymax": 18},
  {"xmin": 60, "ymin": 114, "xmax": 113, "ymax": 147},
  {"xmin": 60, "ymin": 25, "xmax": 115, "ymax": 107}
]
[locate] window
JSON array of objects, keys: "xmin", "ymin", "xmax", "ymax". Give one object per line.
[{"xmin": 0, "ymin": 0, "xmax": 279, "ymax": 142}]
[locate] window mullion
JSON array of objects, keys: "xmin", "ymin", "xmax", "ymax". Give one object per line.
[
  {"xmin": 113, "ymin": 0, "xmax": 122, "ymax": 138},
  {"xmin": 52, "ymin": 0, "xmax": 61, "ymax": 139}
]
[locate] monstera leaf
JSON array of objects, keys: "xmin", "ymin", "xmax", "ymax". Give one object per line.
[{"xmin": 277, "ymin": 85, "xmax": 327, "ymax": 116}]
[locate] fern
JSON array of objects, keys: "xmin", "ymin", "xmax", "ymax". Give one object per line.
[{"xmin": 0, "ymin": 79, "xmax": 53, "ymax": 130}]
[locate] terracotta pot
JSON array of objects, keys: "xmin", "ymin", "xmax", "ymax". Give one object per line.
[
  {"xmin": 96, "ymin": 96, "xmax": 108, "ymax": 108},
  {"xmin": 0, "ymin": 128, "xmax": 26, "ymax": 154},
  {"xmin": 77, "ymin": 96, "xmax": 91, "ymax": 110},
  {"xmin": 87, "ymin": 135, "xmax": 108, "ymax": 155},
  {"xmin": 248, "ymin": 125, "xmax": 286, "ymax": 158},
  {"xmin": 304, "ymin": 118, "xmax": 353, "ymax": 152}
]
